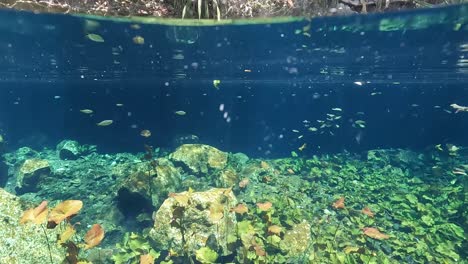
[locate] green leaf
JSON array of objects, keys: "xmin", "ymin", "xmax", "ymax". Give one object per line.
[
  {"xmin": 435, "ymin": 243, "xmax": 460, "ymax": 261},
  {"xmin": 405, "ymin": 194, "xmax": 418, "ymax": 204},
  {"xmin": 195, "ymin": 247, "xmax": 218, "ymax": 263}
]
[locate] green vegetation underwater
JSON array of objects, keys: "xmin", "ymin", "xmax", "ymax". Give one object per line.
[{"xmin": 0, "ymin": 4, "xmax": 467, "ymax": 264}]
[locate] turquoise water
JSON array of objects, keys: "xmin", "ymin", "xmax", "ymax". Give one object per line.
[{"xmin": 0, "ymin": 4, "xmax": 467, "ymax": 264}]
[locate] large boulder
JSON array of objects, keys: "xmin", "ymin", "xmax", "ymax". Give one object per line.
[
  {"xmin": 0, "ymin": 188, "xmax": 62, "ymax": 263},
  {"xmin": 169, "ymin": 144, "xmax": 228, "ymax": 175},
  {"xmin": 16, "ymin": 159, "xmax": 50, "ymax": 193},
  {"xmin": 115, "ymin": 158, "xmax": 182, "ymax": 218},
  {"xmin": 149, "ymin": 188, "xmax": 238, "ymax": 256}
]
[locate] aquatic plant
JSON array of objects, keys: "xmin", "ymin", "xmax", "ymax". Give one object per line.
[
  {"xmin": 19, "ymin": 200, "xmax": 105, "ymax": 264},
  {"xmin": 112, "ymin": 232, "xmax": 160, "ymax": 264}
]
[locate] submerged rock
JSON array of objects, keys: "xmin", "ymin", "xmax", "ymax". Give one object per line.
[
  {"xmin": 116, "ymin": 158, "xmax": 182, "ymax": 218},
  {"xmin": 0, "ymin": 188, "xmax": 62, "ymax": 263},
  {"xmin": 56, "ymin": 140, "xmax": 95, "ymax": 160},
  {"xmin": 149, "ymin": 188, "xmax": 238, "ymax": 256},
  {"xmin": 170, "ymin": 144, "xmax": 228, "ymax": 175},
  {"xmin": 16, "ymin": 159, "xmax": 50, "ymax": 193},
  {"xmin": 280, "ymin": 221, "xmax": 311, "ymax": 256}
]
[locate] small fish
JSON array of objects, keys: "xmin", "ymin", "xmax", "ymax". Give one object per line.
[
  {"xmin": 331, "ymin": 108, "xmax": 342, "ymax": 111},
  {"xmin": 371, "ymin": 92, "xmax": 382, "ymax": 96},
  {"xmin": 298, "ymin": 135, "xmax": 303, "ymax": 139},
  {"xmin": 116, "ymin": 103, "xmax": 124, "ymax": 107},
  {"xmin": 86, "ymin": 33, "xmax": 104, "ymax": 42},
  {"xmin": 96, "ymin": 120, "xmax": 113, "ymax": 126},
  {"xmin": 308, "ymin": 127, "xmax": 318, "ymax": 132},
  {"xmin": 298, "ymin": 143, "xmax": 307, "ymax": 151},
  {"xmin": 302, "ymin": 120, "xmax": 310, "ymax": 123},
  {"xmin": 411, "ymin": 104, "xmax": 419, "ymax": 107},
  {"xmin": 244, "ymin": 69, "xmax": 252, "ymax": 72},
  {"xmin": 354, "ymin": 81, "xmax": 363, "ymax": 86},
  {"xmin": 80, "ymin": 109, "xmax": 93, "ymax": 114},
  {"xmin": 175, "ymin": 111, "xmax": 186, "ymax": 116},
  {"xmin": 292, "ymin": 129, "xmax": 299, "ymax": 133},
  {"xmin": 140, "ymin": 130, "xmax": 151, "ymax": 138}
]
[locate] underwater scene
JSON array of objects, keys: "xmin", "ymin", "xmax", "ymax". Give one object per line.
[{"xmin": 0, "ymin": 4, "xmax": 467, "ymax": 264}]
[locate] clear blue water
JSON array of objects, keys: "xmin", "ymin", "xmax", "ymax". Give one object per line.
[{"xmin": 0, "ymin": 4, "xmax": 467, "ymax": 264}]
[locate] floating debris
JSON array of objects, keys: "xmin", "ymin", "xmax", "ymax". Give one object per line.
[
  {"xmin": 213, "ymin": 80, "xmax": 221, "ymax": 89},
  {"xmin": 140, "ymin": 130, "xmax": 151, "ymax": 138},
  {"xmin": 133, "ymin": 36, "xmax": 145, "ymax": 45},
  {"xmin": 80, "ymin": 109, "xmax": 93, "ymax": 114},
  {"xmin": 175, "ymin": 111, "xmax": 186, "ymax": 116},
  {"xmin": 86, "ymin": 33, "xmax": 104, "ymax": 43},
  {"xmin": 96, "ymin": 120, "xmax": 113, "ymax": 126},
  {"xmin": 450, "ymin": 103, "xmax": 468, "ymax": 113}
]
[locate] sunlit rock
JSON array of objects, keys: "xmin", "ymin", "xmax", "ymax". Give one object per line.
[
  {"xmin": 16, "ymin": 159, "xmax": 50, "ymax": 192},
  {"xmin": 0, "ymin": 188, "xmax": 62, "ymax": 263},
  {"xmin": 115, "ymin": 158, "xmax": 182, "ymax": 218},
  {"xmin": 280, "ymin": 220, "xmax": 311, "ymax": 256},
  {"xmin": 170, "ymin": 144, "xmax": 228, "ymax": 175},
  {"xmin": 149, "ymin": 188, "xmax": 238, "ymax": 256}
]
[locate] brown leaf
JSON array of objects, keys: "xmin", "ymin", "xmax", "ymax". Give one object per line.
[
  {"xmin": 267, "ymin": 225, "xmax": 282, "ymax": 235},
  {"xmin": 332, "ymin": 197, "xmax": 345, "ymax": 209},
  {"xmin": 361, "ymin": 207, "xmax": 375, "ymax": 218},
  {"xmin": 256, "ymin": 201, "xmax": 273, "ymax": 211},
  {"xmin": 48, "ymin": 200, "xmax": 83, "ymax": 228},
  {"xmin": 140, "ymin": 254, "xmax": 154, "ymax": 264},
  {"xmin": 362, "ymin": 227, "xmax": 389, "ymax": 240},
  {"xmin": 20, "ymin": 200, "xmax": 48, "ymax": 225},
  {"xmin": 231, "ymin": 203, "xmax": 248, "ymax": 215},
  {"xmin": 57, "ymin": 224, "xmax": 76, "ymax": 245},
  {"xmin": 84, "ymin": 224, "xmax": 105, "ymax": 249},
  {"xmin": 239, "ymin": 178, "xmax": 249, "ymax": 188}
]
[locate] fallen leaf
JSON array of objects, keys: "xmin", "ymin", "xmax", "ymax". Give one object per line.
[
  {"xmin": 332, "ymin": 197, "xmax": 345, "ymax": 209},
  {"xmin": 231, "ymin": 203, "xmax": 248, "ymax": 215},
  {"xmin": 239, "ymin": 178, "xmax": 249, "ymax": 188},
  {"xmin": 362, "ymin": 227, "xmax": 389, "ymax": 240},
  {"xmin": 20, "ymin": 200, "xmax": 48, "ymax": 225},
  {"xmin": 48, "ymin": 200, "xmax": 83, "ymax": 228},
  {"xmin": 140, "ymin": 254, "xmax": 154, "ymax": 264},
  {"xmin": 57, "ymin": 224, "xmax": 76, "ymax": 245},
  {"xmin": 84, "ymin": 224, "xmax": 105, "ymax": 249},
  {"xmin": 268, "ymin": 225, "xmax": 282, "ymax": 235},
  {"xmin": 361, "ymin": 207, "xmax": 375, "ymax": 218},
  {"xmin": 256, "ymin": 201, "xmax": 273, "ymax": 211}
]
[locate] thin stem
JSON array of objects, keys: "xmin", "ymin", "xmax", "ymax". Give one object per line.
[{"xmin": 41, "ymin": 225, "xmax": 54, "ymax": 264}]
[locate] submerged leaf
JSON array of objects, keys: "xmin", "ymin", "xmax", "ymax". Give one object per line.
[
  {"xmin": 48, "ymin": 200, "xmax": 83, "ymax": 228},
  {"xmin": 84, "ymin": 224, "xmax": 105, "ymax": 249},
  {"xmin": 332, "ymin": 197, "xmax": 345, "ymax": 209},
  {"xmin": 20, "ymin": 200, "xmax": 48, "ymax": 225},
  {"xmin": 362, "ymin": 227, "xmax": 389, "ymax": 240},
  {"xmin": 195, "ymin": 247, "xmax": 218, "ymax": 263}
]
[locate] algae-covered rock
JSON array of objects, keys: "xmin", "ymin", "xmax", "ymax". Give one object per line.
[
  {"xmin": 116, "ymin": 158, "xmax": 182, "ymax": 217},
  {"xmin": 217, "ymin": 168, "xmax": 239, "ymax": 187},
  {"xmin": 56, "ymin": 140, "xmax": 95, "ymax": 160},
  {"xmin": 16, "ymin": 159, "xmax": 50, "ymax": 192},
  {"xmin": 149, "ymin": 188, "xmax": 237, "ymax": 256},
  {"xmin": 280, "ymin": 220, "xmax": 311, "ymax": 256},
  {"xmin": 0, "ymin": 188, "xmax": 62, "ymax": 263},
  {"xmin": 170, "ymin": 144, "xmax": 228, "ymax": 175}
]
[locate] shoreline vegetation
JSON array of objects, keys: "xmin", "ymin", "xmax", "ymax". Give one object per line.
[{"xmin": 0, "ymin": 0, "xmax": 465, "ymax": 20}]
